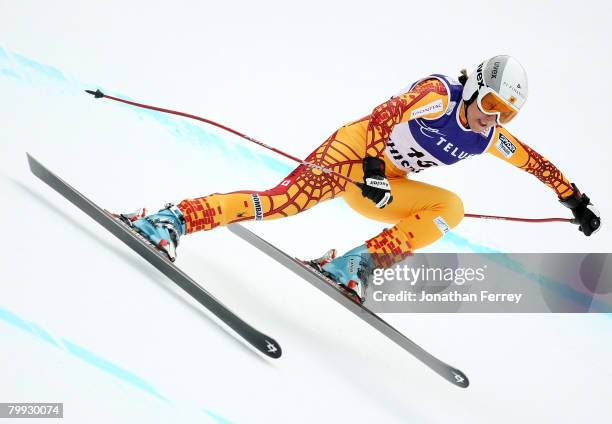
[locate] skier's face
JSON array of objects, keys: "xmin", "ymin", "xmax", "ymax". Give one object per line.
[{"xmin": 466, "ymin": 101, "xmax": 497, "ymax": 133}]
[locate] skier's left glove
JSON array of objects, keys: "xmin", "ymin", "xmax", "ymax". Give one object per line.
[
  {"xmin": 358, "ymin": 156, "xmax": 393, "ymax": 209},
  {"xmin": 559, "ymin": 183, "xmax": 601, "ymax": 236}
]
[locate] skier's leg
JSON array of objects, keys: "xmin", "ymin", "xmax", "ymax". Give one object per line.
[
  {"xmin": 126, "ymin": 119, "xmax": 370, "ymax": 257},
  {"xmin": 343, "ymin": 175, "xmax": 464, "ymax": 265},
  {"xmin": 318, "ymin": 174, "xmax": 464, "ymax": 300},
  {"xmin": 176, "ymin": 163, "xmax": 339, "ymax": 233},
  {"xmin": 177, "ymin": 120, "xmax": 370, "ymax": 233}
]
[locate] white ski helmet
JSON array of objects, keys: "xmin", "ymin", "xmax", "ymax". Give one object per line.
[{"xmin": 462, "ymin": 55, "xmax": 528, "ymax": 124}]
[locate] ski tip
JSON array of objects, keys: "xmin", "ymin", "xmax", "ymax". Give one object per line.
[
  {"xmin": 259, "ymin": 337, "xmax": 282, "ymax": 359},
  {"xmin": 448, "ymin": 367, "xmax": 469, "ymax": 388},
  {"xmin": 85, "ymin": 89, "xmax": 105, "ymax": 98},
  {"xmin": 25, "ymin": 152, "xmax": 38, "ymax": 172}
]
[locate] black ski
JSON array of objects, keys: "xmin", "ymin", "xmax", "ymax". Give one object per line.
[
  {"xmin": 26, "ymin": 154, "xmax": 282, "ymax": 359},
  {"xmin": 227, "ymin": 223, "xmax": 468, "ymax": 387}
]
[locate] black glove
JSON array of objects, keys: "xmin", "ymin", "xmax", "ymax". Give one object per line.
[
  {"xmin": 358, "ymin": 156, "xmax": 393, "ymax": 208},
  {"xmin": 559, "ymin": 183, "xmax": 601, "ymax": 236}
]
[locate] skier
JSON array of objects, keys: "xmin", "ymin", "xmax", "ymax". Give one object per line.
[{"xmin": 120, "ymin": 55, "xmax": 601, "ymax": 303}]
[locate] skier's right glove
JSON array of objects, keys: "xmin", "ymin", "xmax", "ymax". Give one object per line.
[
  {"xmin": 559, "ymin": 183, "xmax": 601, "ymax": 236},
  {"xmin": 358, "ymin": 156, "xmax": 393, "ymax": 209}
]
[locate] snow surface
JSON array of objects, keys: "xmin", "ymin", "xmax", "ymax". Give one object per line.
[{"xmin": 1, "ymin": 1, "xmax": 612, "ymax": 422}]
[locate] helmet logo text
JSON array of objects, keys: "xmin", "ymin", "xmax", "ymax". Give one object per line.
[
  {"xmin": 491, "ymin": 61, "xmax": 500, "ymax": 79},
  {"xmin": 476, "ymin": 63, "xmax": 485, "ymax": 90}
]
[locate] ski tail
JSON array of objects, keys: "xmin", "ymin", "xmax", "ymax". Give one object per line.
[{"xmin": 26, "ymin": 153, "xmax": 282, "ymax": 359}]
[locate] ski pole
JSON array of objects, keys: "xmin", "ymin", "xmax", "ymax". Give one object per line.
[
  {"xmin": 464, "ymin": 213, "xmax": 573, "ymax": 224},
  {"xmin": 85, "ymin": 89, "xmax": 573, "ymax": 225},
  {"xmin": 85, "ymin": 89, "xmax": 360, "ymax": 185}
]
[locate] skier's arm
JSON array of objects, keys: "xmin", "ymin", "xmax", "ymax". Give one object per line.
[
  {"xmin": 486, "ymin": 126, "xmax": 601, "ymax": 235},
  {"xmin": 485, "ymin": 125, "xmax": 574, "ymax": 199},
  {"xmin": 365, "ymin": 78, "xmax": 450, "ymax": 157}
]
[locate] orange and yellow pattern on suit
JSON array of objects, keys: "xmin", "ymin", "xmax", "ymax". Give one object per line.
[
  {"xmin": 177, "ymin": 78, "xmax": 460, "ymax": 267},
  {"xmin": 178, "ymin": 121, "xmax": 368, "ymax": 232},
  {"xmin": 485, "ymin": 126, "xmax": 574, "ymax": 199},
  {"xmin": 177, "ymin": 74, "xmax": 575, "ymax": 268}
]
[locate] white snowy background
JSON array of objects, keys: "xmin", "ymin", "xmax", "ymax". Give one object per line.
[{"xmin": 1, "ymin": 1, "xmax": 611, "ymax": 423}]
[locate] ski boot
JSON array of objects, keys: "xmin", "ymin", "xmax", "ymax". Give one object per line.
[
  {"xmin": 115, "ymin": 203, "xmax": 186, "ymax": 262},
  {"xmin": 309, "ymin": 244, "xmax": 374, "ymax": 304}
]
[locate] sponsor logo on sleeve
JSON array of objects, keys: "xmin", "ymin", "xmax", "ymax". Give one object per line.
[
  {"xmin": 496, "ymin": 133, "xmax": 517, "ymax": 158},
  {"xmin": 410, "ymin": 99, "xmax": 444, "ymax": 119},
  {"xmin": 251, "ymin": 193, "xmax": 264, "ymax": 221}
]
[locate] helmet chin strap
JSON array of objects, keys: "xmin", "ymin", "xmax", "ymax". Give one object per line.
[
  {"xmin": 460, "ymin": 101, "xmax": 471, "ymax": 129},
  {"xmin": 461, "ymin": 91, "xmax": 479, "ymax": 129}
]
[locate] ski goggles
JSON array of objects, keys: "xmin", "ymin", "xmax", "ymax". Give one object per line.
[{"xmin": 475, "ymin": 90, "xmax": 519, "ymax": 124}]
